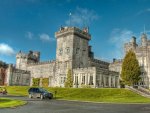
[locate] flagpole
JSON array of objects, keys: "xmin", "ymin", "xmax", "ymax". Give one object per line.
[{"xmin": 69, "ymin": 13, "xmax": 71, "ymax": 27}]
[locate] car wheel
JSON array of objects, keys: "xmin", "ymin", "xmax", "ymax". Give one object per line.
[
  {"xmin": 40, "ymin": 94, "xmax": 44, "ymax": 100},
  {"xmin": 29, "ymin": 94, "xmax": 32, "ymax": 98},
  {"xmin": 48, "ymin": 97, "xmax": 52, "ymax": 99}
]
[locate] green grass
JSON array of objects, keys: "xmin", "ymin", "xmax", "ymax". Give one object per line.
[
  {"xmin": 0, "ymin": 98, "xmax": 26, "ymax": 108},
  {"xmin": 6, "ymin": 86, "xmax": 150, "ymax": 103}
]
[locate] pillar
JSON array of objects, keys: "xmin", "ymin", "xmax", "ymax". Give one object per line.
[
  {"xmin": 113, "ymin": 76, "xmax": 116, "ymax": 87},
  {"xmin": 109, "ymin": 76, "xmax": 111, "ymax": 88},
  {"xmin": 103, "ymin": 76, "xmax": 106, "ymax": 87},
  {"xmin": 92, "ymin": 73, "xmax": 95, "ymax": 88},
  {"xmin": 85, "ymin": 74, "xmax": 88, "ymax": 85},
  {"xmin": 40, "ymin": 77, "xmax": 42, "ymax": 87}
]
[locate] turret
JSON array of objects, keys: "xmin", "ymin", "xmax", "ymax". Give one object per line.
[
  {"xmin": 141, "ymin": 33, "xmax": 147, "ymax": 46},
  {"xmin": 124, "ymin": 36, "xmax": 137, "ymax": 53},
  {"xmin": 130, "ymin": 36, "xmax": 136, "ymax": 44},
  {"xmin": 16, "ymin": 51, "xmax": 28, "ymax": 70},
  {"xmin": 16, "ymin": 50, "xmax": 40, "ymax": 70}
]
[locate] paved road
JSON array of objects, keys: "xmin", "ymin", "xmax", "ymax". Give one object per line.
[{"xmin": 1, "ymin": 96, "xmax": 150, "ymax": 113}]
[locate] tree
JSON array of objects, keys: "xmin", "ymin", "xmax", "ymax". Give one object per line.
[
  {"xmin": 0, "ymin": 61, "xmax": 8, "ymax": 69},
  {"xmin": 121, "ymin": 50, "xmax": 141, "ymax": 86},
  {"xmin": 65, "ymin": 69, "xmax": 73, "ymax": 88}
]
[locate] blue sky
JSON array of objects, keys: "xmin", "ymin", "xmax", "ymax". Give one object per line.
[{"xmin": 0, "ymin": 0, "xmax": 150, "ymax": 64}]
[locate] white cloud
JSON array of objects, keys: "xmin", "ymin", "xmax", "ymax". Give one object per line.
[
  {"xmin": 137, "ymin": 8, "xmax": 150, "ymax": 15},
  {"xmin": 65, "ymin": 7, "xmax": 99, "ymax": 27},
  {"xmin": 26, "ymin": 32, "xmax": 34, "ymax": 39},
  {"xmin": 0, "ymin": 43, "xmax": 15, "ymax": 56},
  {"xmin": 109, "ymin": 29, "xmax": 135, "ymax": 59},
  {"xmin": 39, "ymin": 33, "xmax": 55, "ymax": 42}
]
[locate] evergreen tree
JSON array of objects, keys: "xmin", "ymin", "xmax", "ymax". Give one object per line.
[
  {"xmin": 65, "ymin": 69, "xmax": 73, "ymax": 88},
  {"xmin": 121, "ymin": 50, "xmax": 141, "ymax": 86}
]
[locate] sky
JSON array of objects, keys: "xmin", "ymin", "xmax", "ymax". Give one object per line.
[{"xmin": 0, "ymin": 0, "xmax": 150, "ymax": 64}]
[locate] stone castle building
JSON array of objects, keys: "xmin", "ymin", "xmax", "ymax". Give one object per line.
[
  {"xmin": 110, "ymin": 33, "xmax": 150, "ymax": 88},
  {"xmin": 6, "ymin": 26, "xmax": 119, "ymax": 88}
]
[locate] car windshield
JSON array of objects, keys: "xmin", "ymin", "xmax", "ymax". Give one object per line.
[{"xmin": 39, "ymin": 88, "xmax": 48, "ymax": 93}]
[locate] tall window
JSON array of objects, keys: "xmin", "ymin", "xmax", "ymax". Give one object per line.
[
  {"xmin": 59, "ymin": 48, "xmax": 63, "ymax": 55},
  {"xmin": 66, "ymin": 47, "xmax": 70, "ymax": 54},
  {"xmin": 60, "ymin": 77, "xmax": 66, "ymax": 84},
  {"xmin": 89, "ymin": 75, "xmax": 93, "ymax": 85},
  {"xmin": 106, "ymin": 77, "xmax": 109, "ymax": 86},
  {"xmin": 82, "ymin": 75, "xmax": 85, "ymax": 84},
  {"xmin": 75, "ymin": 76, "xmax": 78, "ymax": 85},
  {"xmin": 76, "ymin": 48, "xmax": 79, "ymax": 54}
]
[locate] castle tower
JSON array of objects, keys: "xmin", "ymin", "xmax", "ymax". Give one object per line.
[
  {"xmin": 16, "ymin": 51, "xmax": 40, "ymax": 70},
  {"xmin": 16, "ymin": 51, "xmax": 28, "ymax": 70},
  {"xmin": 141, "ymin": 33, "xmax": 147, "ymax": 46},
  {"xmin": 55, "ymin": 26, "xmax": 91, "ymax": 68},
  {"xmin": 33, "ymin": 51, "xmax": 40, "ymax": 62},
  {"xmin": 124, "ymin": 36, "xmax": 137, "ymax": 53}
]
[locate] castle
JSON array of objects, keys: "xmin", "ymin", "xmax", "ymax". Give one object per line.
[
  {"xmin": 5, "ymin": 26, "xmax": 119, "ymax": 88},
  {"xmin": 110, "ymin": 33, "xmax": 150, "ymax": 88}
]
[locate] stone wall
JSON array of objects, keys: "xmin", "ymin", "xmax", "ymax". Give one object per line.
[
  {"xmin": 6, "ymin": 65, "xmax": 30, "ymax": 86},
  {"xmin": 0, "ymin": 68, "xmax": 6, "ymax": 85}
]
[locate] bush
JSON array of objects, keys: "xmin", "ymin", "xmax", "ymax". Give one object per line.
[
  {"xmin": 42, "ymin": 78, "xmax": 49, "ymax": 87},
  {"xmin": 81, "ymin": 84, "xmax": 91, "ymax": 88},
  {"xmin": 32, "ymin": 78, "xmax": 40, "ymax": 86}
]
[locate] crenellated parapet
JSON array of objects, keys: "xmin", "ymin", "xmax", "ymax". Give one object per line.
[
  {"xmin": 74, "ymin": 67, "xmax": 96, "ymax": 71},
  {"xmin": 55, "ymin": 26, "xmax": 91, "ymax": 40},
  {"xmin": 90, "ymin": 58, "xmax": 109, "ymax": 65},
  {"xmin": 27, "ymin": 60, "xmax": 56, "ymax": 66},
  {"xmin": 16, "ymin": 52, "xmax": 28, "ymax": 59}
]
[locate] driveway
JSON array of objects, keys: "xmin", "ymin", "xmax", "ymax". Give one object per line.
[{"xmin": 0, "ymin": 96, "xmax": 150, "ymax": 113}]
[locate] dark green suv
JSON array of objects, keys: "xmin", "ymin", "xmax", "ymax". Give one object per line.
[{"xmin": 28, "ymin": 88, "xmax": 53, "ymax": 99}]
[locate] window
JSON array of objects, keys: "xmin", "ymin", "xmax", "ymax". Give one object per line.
[
  {"xmin": 82, "ymin": 49, "xmax": 86, "ymax": 55},
  {"xmin": 89, "ymin": 75, "xmax": 93, "ymax": 85},
  {"xmin": 74, "ymin": 76, "xmax": 78, "ymax": 85},
  {"xmin": 66, "ymin": 47, "xmax": 70, "ymax": 54},
  {"xmin": 106, "ymin": 77, "xmax": 109, "ymax": 86},
  {"xmin": 60, "ymin": 77, "xmax": 66, "ymax": 84},
  {"xmin": 76, "ymin": 48, "xmax": 80, "ymax": 54},
  {"xmin": 59, "ymin": 48, "xmax": 63, "ymax": 55},
  {"xmin": 82, "ymin": 75, "xmax": 85, "ymax": 84}
]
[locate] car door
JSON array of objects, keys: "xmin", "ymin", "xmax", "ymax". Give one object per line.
[{"xmin": 35, "ymin": 88, "xmax": 41, "ymax": 98}]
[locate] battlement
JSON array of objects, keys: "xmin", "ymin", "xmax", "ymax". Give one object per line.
[
  {"xmin": 27, "ymin": 60, "xmax": 56, "ymax": 66},
  {"xmin": 89, "ymin": 58, "xmax": 109, "ymax": 65},
  {"xmin": 16, "ymin": 50, "xmax": 40, "ymax": 61},
  {"xmin": 16, "ymin": 52, "xmax": 28, "ymax": 59},
  {"xmin": 55, "ymin": 26, "xmax": 91, "ymax": 40},
  {"xmin": 73, "ymin": 67, "xmax": 96, "ymax": 72},
  {"xmin": 112, "ymin": 59, "xmax": 123, "ymax": 63}
]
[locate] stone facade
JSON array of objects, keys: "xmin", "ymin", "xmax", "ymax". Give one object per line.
[
  {"xmin": 6, "ymin": 64, "xmax": 30, "ymax": 86},
  {"xmin": 109, "ymin": 59, "xmax": 122, "ymax": 76},
  {"xmin": 124, "ymin": 33, "xmax": 150, "ymax": 88},
  {"xmin": 110, "ymin": 33, "xmax": 150, "ymax": 88},
  {"xmin": 6, "ymin": 26, "xmax": 119, "ymax": 88}
]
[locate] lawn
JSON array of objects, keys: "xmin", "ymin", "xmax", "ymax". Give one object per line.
[
  {"xmin": 0, "ymin": 98, "xmax": 26, "ymax": 108},
  {"xmin": 6, "ymin": 86, "xmax": 150, "ymax": 103}
]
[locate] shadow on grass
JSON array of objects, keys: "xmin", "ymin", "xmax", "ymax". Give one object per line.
[{"xmin": 0, "ymin": 98, "xmax": 12, "ymax": 103}]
